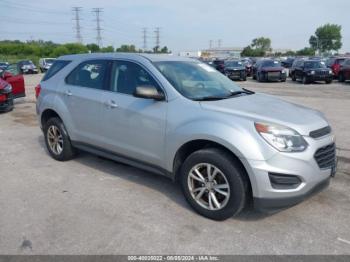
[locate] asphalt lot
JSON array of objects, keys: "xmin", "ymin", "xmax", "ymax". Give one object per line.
[{"xmin": 0, "ymin": 74, "xmax": 350, "ymax": 255}]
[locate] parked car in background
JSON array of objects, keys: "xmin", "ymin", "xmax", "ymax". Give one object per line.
[
  {"xmin": 241, "ymin": 58, "xmax": 253, "ymax": 76},
  {"xmin": 0, "ymin": 64, "xmax": 26, "ymax": 112},
  {"xmin": 0, "ymin": 62, "xmax": 9, "ymax": 71},
  {"xmin": 338, "ymin": 58, "xmax": 350, "ymax": 82},
  {"xmin": 224, "ymin": 60, "xmax": 246, "ymax": 81},
  {"xmin": 39, "ymin": 58, "xmax": 56, "ymax": 73},
  {"xmin": 37, "ymin": 53, "xmax": 336, "ymax": 220},
  {"xmin": 281, "ymin": 57, "xmax": 295, "ymax": 68},
  {"xmin": 293, "ymin": 60, "xmax": 333, "ymax": 84},
  {"xmin": 211, "ymin": 59, "xmax": 225, "ymax": 74},
  {"xmin": 253, "ymin": 59, "xmax": 287, "ymax": 82},
  {"xmin": 326, "ymin": 57, "xmax": 347, "ymax": 79},
  {"xmin": 18, "ymin": 60, "xmax": 38, "ymax": 74}
]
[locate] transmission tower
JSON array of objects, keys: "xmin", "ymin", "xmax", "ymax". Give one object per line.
[
  {"xmin": 154, "ymin": 27, "xmax": 160, "ymax": 49},
  {"xmin": 209, "ymin": 40, "xmax": 213, "ymax": 49},
  {"xmin": 72, "ymin": 7, "xmax": 83, "ymax": 43},
  {"xmin": 142, "ymin": 28, "xmax": 148, "ymax": 51},
  {"xmin": 92, "ymin": 8, "xmax": 103, "ymax": 47},
  {"xmin": 218, "ymin": 39, "xmax": 222, "ymax": 48}
]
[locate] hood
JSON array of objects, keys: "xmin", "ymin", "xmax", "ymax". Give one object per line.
[
  {"xmin": 261, "ymin": 66, "xmax": 284, "ymax": 72},
  {"xmin": 200, "ymin": 93, "xmax": 328, "ymax": 136}
]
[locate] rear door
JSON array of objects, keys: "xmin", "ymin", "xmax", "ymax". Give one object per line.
[
  {"xmin": 4, "ymin": 64, "xmax": 25, "ymax": 97},
  {"xmin": 63, "ymin": 59, "xmax": 109, "ymax": 146},
  {"xmin": 100, "ymin": 60, "xmax": 167, "ymax": 167}
]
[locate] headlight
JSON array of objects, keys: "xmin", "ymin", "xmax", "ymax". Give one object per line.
[
  {"xmin": 329, "ymin": 70, "xmax": 333, "ymax": 74},
  {"xmin": 282, "ymin": 69, "xmax": 287, "ymax": 74},
  {"xmin": 310, "ymin": 71, "xmax": 315, "ymax": 75},
  {"xmin": 255, "ymin": 122, "xmax": 308, "ymax": 152},
  {"xmin": 4, "ymin": 84, "xmax": 12, "ymax": 93}
]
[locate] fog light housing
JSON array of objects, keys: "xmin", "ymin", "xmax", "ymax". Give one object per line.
[{"xmin": 268, "ymin": 173, "xmax": 302, "ymax": 189}]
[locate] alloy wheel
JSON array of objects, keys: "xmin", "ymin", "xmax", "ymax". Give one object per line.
[
  {"xmin": 187, "ymin": 163, "xmax": 230, "ymax": 211},
  {"xmin": 47, "ymin": 125, "xmax": 63, "ymax": 155}
]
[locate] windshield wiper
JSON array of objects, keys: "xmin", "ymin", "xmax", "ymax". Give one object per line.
[
  {"xmin": 193, "ymin": 95, "xmax": 228, "ymax": 101},
  {"xmin": 227, "ymin": 88, "xmax": 255, "ymax": 97}
]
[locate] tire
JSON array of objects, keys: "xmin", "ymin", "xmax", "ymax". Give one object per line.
[
  {"xmin": 43, "ymin": 117, "xmax": 76, "ymax": 161},
  {"xmin": 292, "ymin": 74, "xmax": 296, "ymax": 81},
  {"xmin": 242, "ymin": 76, "xmax": 247, "ymax": 81},
  {"xmin": 302, "ymin": 75, "xmax": 309, "ymax": 85},
  {"xmin": 338, "ymin": 73, "xmax": 345, "ymax": 83},
  {"xmin": 325, "ymin": 79, "xmax": 332, "ymax": 84},
  {"xmin": 180, "ymin": 148, "xmax": 248, "ymax": 221},
  {"xmin": 257, "ymin": 73, "xmax": 262, "ymax": 82},
  {"xmin": 281, "ymin": 78, "xmax": 286, "ymax": 82}
]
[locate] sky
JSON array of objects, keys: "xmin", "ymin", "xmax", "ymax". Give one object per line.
[{"xmin": 0, "ymin": 0, "xmax": 349, "ymax": 53}]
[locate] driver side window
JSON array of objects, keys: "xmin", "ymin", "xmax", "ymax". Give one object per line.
[{"xmin": 109, "ymin": 61, "xmax": 160, "ymax": 95}]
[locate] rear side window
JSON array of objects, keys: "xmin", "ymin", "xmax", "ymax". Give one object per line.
[
  {"xmin": 42, "ymin": 60, "xmax": 71, "ymax": 81},
  {"xmin": 66, "ymin": 60, "xmax": 108, "ymax": 90}
]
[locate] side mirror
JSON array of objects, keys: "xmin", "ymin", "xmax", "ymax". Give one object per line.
[{"xmin": 134, "ymin": 86, "xmax": 165, "ymax": 101}]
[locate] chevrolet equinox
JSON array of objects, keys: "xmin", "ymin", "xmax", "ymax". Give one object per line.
[{"xmin": 36, "ymin": 54, "xmax": 337, "ymax": 220}]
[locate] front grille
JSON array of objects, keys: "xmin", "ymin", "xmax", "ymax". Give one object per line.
[
  {"xmin": 268, "ymin": 72, "xmax": 280, "ymax": 78},
  {"xmin": 309, "ymin": 126, "xmax": 332, "ymax": 138},
  {"xmin": 314, "ymin": 143, "xmax": 336, "ymax": 169}
]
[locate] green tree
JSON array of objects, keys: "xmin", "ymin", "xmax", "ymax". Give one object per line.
[
  {"xmin": 116, "ymin": 44, "xmax": 137, "ymax": 52},
  {"xmin": 296, "ymin": 47, "xmax": 315, "ymax": 56},
  {"xmin": 241, "ymin": 37, "xmax": 272, "ymax": 57},
  {"xmin": 50, "ymin": 46, "xmax": 69, "ymax": 57},
  {"xmin": 309, "ymin": 24, "xmax": 342, "ymax": 53},
  {"xmin": 100, "ymin": 46, "xmax": 115, "ymax": 53},
  {"xmin": 86, "ymin": 43, "xmax": 100, "ymax": 53}
]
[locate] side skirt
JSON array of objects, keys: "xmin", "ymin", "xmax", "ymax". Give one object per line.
[{"xmin": 72, "ymin": 141, "xmax": 174, "ymax": 180}]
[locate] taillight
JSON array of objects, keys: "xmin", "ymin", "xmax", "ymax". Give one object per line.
[{"xmin": 35, "ymin": 84, "xmax": 41, "ymax": 99}]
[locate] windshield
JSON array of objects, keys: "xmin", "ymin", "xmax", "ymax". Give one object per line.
[
  {"xmin": 305, "ymin": 61, "xmax": 327, "ymax": 69},
  {"xmin": 225, "ymin": 61, "xmax": 243, "ymax": 67},
  {"xmin": 154, "ymin": 61, "xmax": 243, "ymax": 100},
  {"xmin": 21, "ymin": 61, "xmax": 33, "ymax": 65},
  {"xmin": 45, "ymin": 59, "xmax": 56, "ymax": 64},
  {"xmin": 262, "ymin": 60, "xmax": 281, "ymax": 67}
]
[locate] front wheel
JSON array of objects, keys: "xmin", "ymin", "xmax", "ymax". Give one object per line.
[
  {"xmin": 338, "ymin": 73, "xmax": 345, "ymax": 83},
  {"xmin": 325, "ymin": 79, "xmax": 333, "ymax": 84},
  {"xmin": 43, "ymin": 117, "xmax": 76, "ymax": 161},
  {"xmin": 302, "ymin": 75, "xmax": 309, "ymax": 85},
  {"xmin": 180, "ymin": 148, "xmax": 248, "ymax": 220}
]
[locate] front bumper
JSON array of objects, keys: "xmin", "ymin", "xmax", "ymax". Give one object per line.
[
  {"xmin": 262, "ymin": 71, "xmax": 287, "ymax": 81},
  {"xmin": 0, "ymin": 94, "xmax": 14, "ymax": 112},
  {"xmin": 226, "ymin": 70, "xmax": 246, "ymax": 80},
  {"xmin": 244, "ymin": 133, "xmax": 335, "ymax": 212},
  {"xmin": 307, "ymin": 74, "xmax": 333, "ymax": 82}
]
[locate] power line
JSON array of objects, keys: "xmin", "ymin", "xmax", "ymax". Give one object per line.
[
  {"xmin": 154, "ymin": 27, "xmax": 160, "ymax": 48},
  {"xmin": 92, "ymin": 8, "xmax": 103, "ymax": 47},
  {"xmin": 72, "ymin": 7, "xmax": 83, "ymax": 44},
  {"xmin": 142, "ymin": 28, "xmax": 148, "ymax": 51}
]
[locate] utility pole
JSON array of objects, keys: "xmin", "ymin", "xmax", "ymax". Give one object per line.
[
  {"xmin": 72, "ymin": 7, "xmax": 83, "ymax": 44},
  {"xmin": 142, "ymin": 28, "xmax": 148, "ymax": 51},
  {"xmin": 218, "ymin": 39, "xmax": 222, "ymax": 48},
  {"xmin": 154, "ymin": 27, "xmax": 160, "ymax": 51},
  {"xmin": 92, "ymin": 8, "xmax": 103, "ymax": 47},
  {"xmin": 209, "ymin": 40, "xmax": 213, "ymax": 49}
]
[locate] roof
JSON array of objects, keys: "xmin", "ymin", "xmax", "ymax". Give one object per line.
[{"xmin": 59, "ymin": 52, "xmax": 194, "ymax": 62}]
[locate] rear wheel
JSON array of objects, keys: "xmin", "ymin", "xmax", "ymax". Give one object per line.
[
  {"xmin": 292, "ymin": 73, "xmax": 296, "ymax": 81},
  {"xmin": 43, "ymin": 117, "xmax": 76, "ymax": 161},
  {"xmin": 180, "ymin": 148, "xmax": 248, "ymax": 220}
]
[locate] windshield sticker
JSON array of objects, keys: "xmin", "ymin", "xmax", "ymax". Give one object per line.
[{"xmin": 198, "ymin": 63, "xmax": 216, "ymax": 72}]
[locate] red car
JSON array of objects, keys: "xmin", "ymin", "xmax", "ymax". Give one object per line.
[
  {"xmin": 0, "ymin": 64, "xmax": 26, "ymax": 112},
  {"xmin": 326, "ymin": 57, "xmax": 347, "ymax": 78},
  {"xmin": 338, "ymin": 58, "xmax": 350, "ymax": 82}
]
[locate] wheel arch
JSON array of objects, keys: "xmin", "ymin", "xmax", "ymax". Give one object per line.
[{"xmin": 172, "ymin": 139, "xmax": 253, "ymax": 200}]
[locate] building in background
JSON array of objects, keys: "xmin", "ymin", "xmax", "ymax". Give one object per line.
[{"xmin": 201, "ymin": 47, "xmax": 243, "ymax": 59}]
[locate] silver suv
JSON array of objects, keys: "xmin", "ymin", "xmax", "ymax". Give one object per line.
[{"xmin": 36, "ymin": 53, "xmax": 336, "ymax": 220}]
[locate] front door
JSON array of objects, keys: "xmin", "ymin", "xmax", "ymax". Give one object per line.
[{"xmin": 100, "ymin": 60, "xmax": 167, "ymax": 167}]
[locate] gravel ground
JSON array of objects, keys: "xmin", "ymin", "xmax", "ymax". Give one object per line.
[{"xmin": 0, "ymin": 74, "xmax": 349, "ymax": 255}]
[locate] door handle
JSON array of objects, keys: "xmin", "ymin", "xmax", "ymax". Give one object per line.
[
  {"xmin": 105, "ymin": 100, "xmax": 118, "ymax": 109},
  {"xmin": 65, "ymin": 90, "xmax": 72, "ymax": 96}
]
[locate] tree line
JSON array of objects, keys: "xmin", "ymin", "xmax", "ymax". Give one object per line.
[
  {"xmin": 0, "ymin": 40, "xmax": 170, "ymax": 65},
  {"xmin": 241, "ymin": 23, "xmax": 343, "ymax": 57}
]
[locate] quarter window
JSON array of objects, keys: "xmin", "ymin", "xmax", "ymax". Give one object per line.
[
  {"xmin": 109, "ymin": 61, "xmax": 160, "ymax": 95},
  {"xmin": 66, "ymin": 60, "xmax": 108, "ymax": 89}
]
